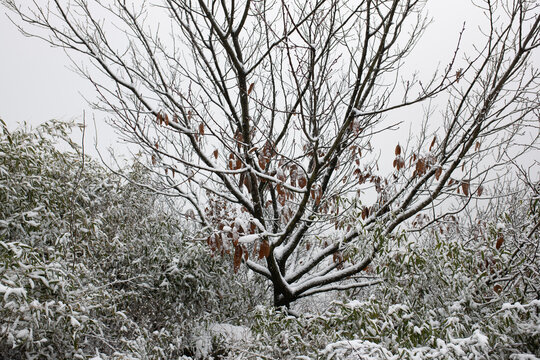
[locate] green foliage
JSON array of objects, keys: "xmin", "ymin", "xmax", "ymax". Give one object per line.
[
  {"xmin": 246, "ymin": 285, "xmax": 538, "ymax": 359},
  {"xmin": 0, "ymin": 119, "xmax": 265, "ymax": 359},
  {"xmin": 1, "ymin": 119, "xmax": 538, "ymax": 359},
  {"xmin": 241, "ymin": 187, "xmax": 540, "ymax": 359}
]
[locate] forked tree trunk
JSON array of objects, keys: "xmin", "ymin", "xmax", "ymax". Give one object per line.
[{"xmin": 273, "ymin": 288, "xmax": 293, "ymax": 309}]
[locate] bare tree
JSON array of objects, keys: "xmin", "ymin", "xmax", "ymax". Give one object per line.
[{"xmin": 5, "ymin": 0, "xmax": 539, "ymax": 307}]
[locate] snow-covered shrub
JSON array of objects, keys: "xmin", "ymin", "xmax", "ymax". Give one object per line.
[
  {"xmin": 318, "ymin": 297, "xmax": 539, "ymax": 359},
  {"xmin": 243, "ymin": 182, "xmax": 539, "ymax": 359},
  {"xmin": 246, "ymin": 293, "xmax": 539, "ymax": 359},
  {"xmin": 3, "ymin": 118, "xmax": 537, "ymax": 359},
  {"xmin": 0, "ymin": 119, "xmax": 265, "ymax": 358},
  {"xmin": 0, "ymin": 120, "xmax": 117, "ymax": 357},
  {"xmin": 319, "ymin": 183, "xmax": 540, "ymax": 359},
  {"xmin": 248, "ymin": 306, "xmax": 333, "ymax": 358},
  {"xmin": 367, "ymin": 183, "xmax": 540, "ymax": 357}
]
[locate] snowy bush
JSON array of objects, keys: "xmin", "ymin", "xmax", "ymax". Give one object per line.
[
  {"xmin": 0, "ymin": 119, "xmax": 265, "ymax": 359},
  {"xmin": 241, "ymin": 183, "xmax": 539, "ymax": 359},
  {"xmin": 2, "ymin": 119, "xmax": 537, "ymax": 359}
]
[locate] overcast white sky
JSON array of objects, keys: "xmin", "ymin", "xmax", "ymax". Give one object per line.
[
  {"xmin": 0, "ymin": 5, "xmax": 117, "ymax": 158},
  {"xmin": 0, "ymin": 1, "xmax": 537, "ymax": 161}
]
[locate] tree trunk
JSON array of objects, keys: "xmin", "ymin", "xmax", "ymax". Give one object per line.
[{"xmin": 273, "ymin": 288, "xmax": 292, "ymax": 309}]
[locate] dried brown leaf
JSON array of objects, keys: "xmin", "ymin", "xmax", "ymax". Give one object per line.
[
  {"xmin": 496, "ymin": 235, "xmax": 504, "ymax": 250},
  {"xmin": 477, "ymin": 185, "xmax": 484, "ymax": 197},
  {"xmin": 435, "ymin": 167, "xmax": 442, "ymax": 181},
  {"xmin": 416, "ymin": 158, "xmax": 426, "ymax": 176},
  {"xmin": 298, "ymin": 175, "xmax": 307, "ymax": 188},
  {"xmin": 361, "ymin": 206, "xmax": 368, "ymax": 220},
  {"xmin": 429, "ymin": 136, "xmax": 436, "ymax": 152},
  {"xmin": 233, "ymin": 245, "xmax": 242, "ymax": 273},
  {"xmin": 259, "ymin": 240, "xmax": 270, "ymax": 259},
  {"xmin": 462, "ymin": 181, "xmax": 470, "ymax": 196}
]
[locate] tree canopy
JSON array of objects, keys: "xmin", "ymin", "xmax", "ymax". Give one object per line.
[{"xmin": 4, "ymin": 0, "xmax": 539, "ymax": 309}]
